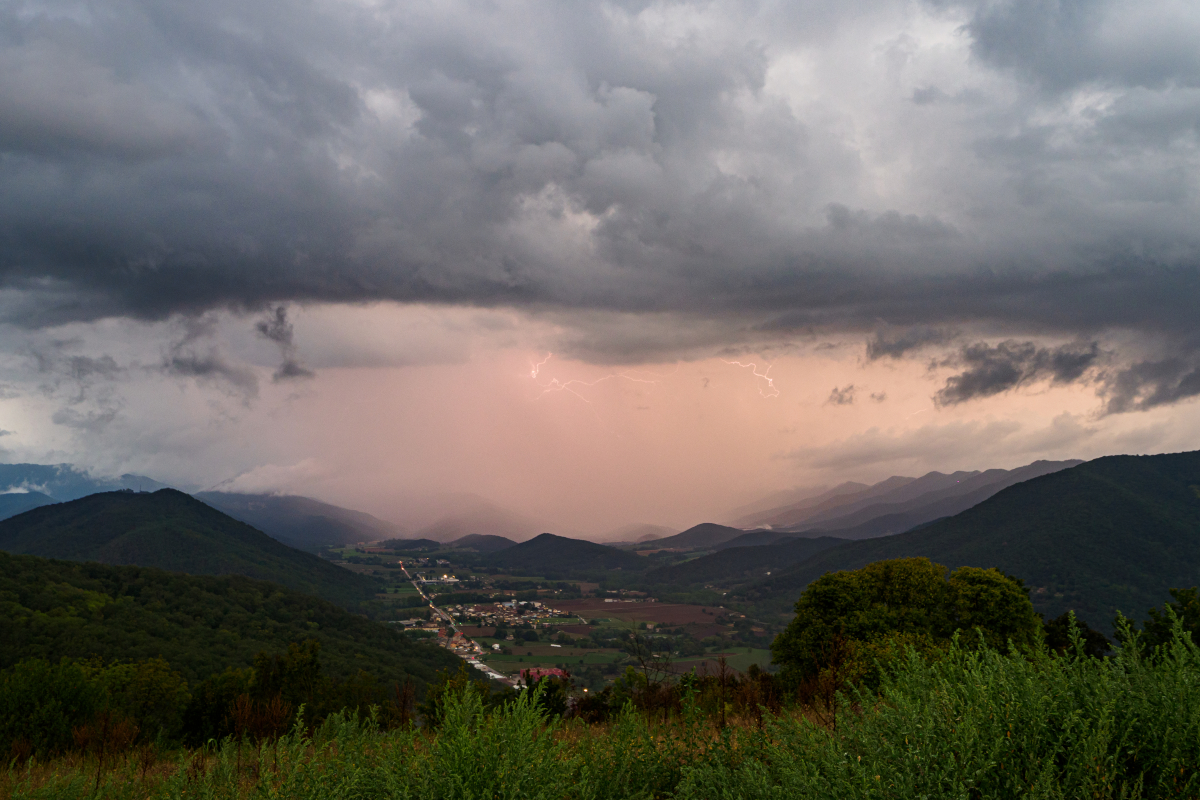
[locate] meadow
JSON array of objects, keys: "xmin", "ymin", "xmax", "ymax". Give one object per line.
[{"xmin": 6, "ymin": 619, "xmax": 1200, "ymax": 800}]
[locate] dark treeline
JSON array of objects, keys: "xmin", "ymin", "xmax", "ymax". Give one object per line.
[{"xmin": 0, "ymin": 639, "xmax": 421, "ymax": 761}]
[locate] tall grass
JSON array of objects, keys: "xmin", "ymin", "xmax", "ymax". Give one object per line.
[{"xmin": 6, "ymin": 618, "xmax": 1200, "ymax": 800}]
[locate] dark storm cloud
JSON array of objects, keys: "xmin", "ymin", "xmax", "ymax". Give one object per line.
[
  {"xmin": 0, "ymin": 0, "xmax": 1197, "ymax": 406},
  {"xmin": 934, "ymin": 340, "xmax": 1102, "ymax": 406},
  {"xmin": 1099, "ymin": 358, "xmax": 1200, "ymax": 414},
  {"xmin": 866, "ymin": 327, "xmax": 957, "ymax": 360},
  {"xmin": 255, "ymin": 306, "xmax": 313, "ymax": 381}
]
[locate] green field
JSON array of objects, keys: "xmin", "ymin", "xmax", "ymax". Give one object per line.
[
  {"xmin": 674, "ymin": 647, "xmax": 772, "ymax": 673},
  {"xmin": 483, "ymin": 652, "xmax": 622, "ymax": 665}
]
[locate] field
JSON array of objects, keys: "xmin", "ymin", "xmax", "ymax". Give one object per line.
[
  {"xmin": 674, "ymin": 647, "xmax": 773, "ymax": 674},
  {"xmin": 473, "ymin": 638, "xmax": 626, "ymax": 676},
  {"xmin": 556, "ymin": 599, "xmax": 728, "ymax": 625}
]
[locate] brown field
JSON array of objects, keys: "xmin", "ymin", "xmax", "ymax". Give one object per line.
[{"xmin": 458, "ymin": 626, "xmax": 497, "ymax": 638}]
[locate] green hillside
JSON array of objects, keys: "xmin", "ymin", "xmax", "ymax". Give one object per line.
[
  {"xmin": 0, "ymin": 489, "xmax": 380, "ymax": 608},
  {"xmin": 647, "ymin": 536, "xmax": 847, "ymax": 586},
  {"xmin": 486, "ymin": 533, "xmax": 647, "ymax": 575},
  {"xmin": 0, "ymin": 550, "xmax": 459, "ymax": 686},
  {"xmin": 745, "ymin": 451, "xmax": 1200, "ymax": 631}
]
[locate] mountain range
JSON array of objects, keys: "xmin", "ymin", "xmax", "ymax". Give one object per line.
[
  {"xmin": 730, "ymin": 459, "xmax": 1082, "ymax": 540},
  {"xmin": 738, "ymin": 452, "xmax": 1200, "ymax": 632},
  {"xmin": 196, "ymin": 491, "xmax": 402, "ymax": 551}
]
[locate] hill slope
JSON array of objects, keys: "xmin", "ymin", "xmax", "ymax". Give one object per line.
[
  {"xmin": 790, "ymin": 460, "xmax": 1083, "ymax": 539},
  {"xmin": 746, "ymin": 452, "xmax": 1200, "ymax": 631},
  {"xmin": 0, "ymin": 489, "xmax": 380, "ymax": 608},
  {"xmin": 195, "ymin": 491, "xmax": 400, "ymax": 550},
  {"xmin": 486, "ymin": 533, "xmax": 647, "ymax": 575},
  {"xmin": 0, "ymin": 551, "xmax": 458, "ymax": 685},
  {"xmin": 648, "ymin": 536, "xmax": 848, "ymax": 586},
  {"xmin": 0, "ymin": 490, "xmax": 56, "ymax": 519},
  {"xmin": 637, "ymin": 523, "xmax": 745, "ymax": 551},
  {"xmin": 448, "ymin": 534, "xmax": 517, "ymax": 553}
]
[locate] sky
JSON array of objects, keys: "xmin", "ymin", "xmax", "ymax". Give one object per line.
[{"xmin": 1, "ymin": 0, "xmax": 1199, "ymax": 536}]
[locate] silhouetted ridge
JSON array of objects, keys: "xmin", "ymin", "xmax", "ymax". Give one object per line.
[
  {"xmin": 486, "ymin": 532, "xmax": 646, "ymax": 574},
  {"xmin": 746, "ymin": 451, "xmax": 1200, "ymax": 632},
  {"xmin": 0, "ymin": 489, "xmax": 379, "ymax": 608}
]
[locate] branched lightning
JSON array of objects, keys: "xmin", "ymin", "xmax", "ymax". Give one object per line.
[
  {"xmin": 723, "ymin": 360, "xmax": 780, "ymax": 398},
  {"xmin": 528, "ymin": 353, "xmax": 664, "ymax": 406}
]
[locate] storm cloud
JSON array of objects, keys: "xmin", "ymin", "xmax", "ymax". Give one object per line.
[
  {"xmin": 934, "ymin": 340, "xmax": 1102, "ymax": 407},
  {"xmin": 0, "ymin": 0, "xmax": 1196, "ymax": 404}
]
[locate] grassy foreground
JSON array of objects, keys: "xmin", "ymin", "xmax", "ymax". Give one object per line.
[{"xmin": 5, "ymin": 620, "xmax": 1200, "ymax": 800}]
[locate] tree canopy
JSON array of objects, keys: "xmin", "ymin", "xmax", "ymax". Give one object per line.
[{"xmin": 770, "ymin": 557, "xmax": 1040, "ymax": 689}]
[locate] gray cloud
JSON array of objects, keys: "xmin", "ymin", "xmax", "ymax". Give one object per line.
[
  {"xmin": 162, "ymin": 317, "xmax": 259, "ymax": 398},
  {"xmin": 1099, "ymin": 358, "xmax": 1200, "ymax": 414},
  {"xmin": 51, "ymin": 407, "xmax": 120, "ymax": 434},
  {"xmin": 866, "ymin": 327, "xmax": 957, "ymax": 360},
  {"xmin": 934, "ymin": 340, "xmax": 1102, "ymax": 406},
  {"xmin": 827, "ymin": 384, "xmax": 857, "ymax": 406},
  {"xmin": 255, "ymin": 306, "xmax": 313, "ymax": 382},
  {"xmin": 0, "ymin": 0, "xmax": 1195, "ymax": 404}
]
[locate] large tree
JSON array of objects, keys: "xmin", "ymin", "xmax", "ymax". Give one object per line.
[{"xmin": 770, "ymin": 557, "xmax": 1040, "ymax": 690}]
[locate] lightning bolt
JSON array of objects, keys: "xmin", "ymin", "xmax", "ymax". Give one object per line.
[
  {"xmin": 530, "ymin": 353, "xmax": 553, "ymax": 379},
  {"xmin": 723, "ymin": 360, "xmax": 780, "ymax": 398},
  {"xmin": 528, "ymin": 353, "xmax": 667, "ymax": 412}
]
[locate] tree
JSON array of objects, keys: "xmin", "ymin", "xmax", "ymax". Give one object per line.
[
  {"xmin": 1133, "ymin": 587, "xmax": 1200, "ymax": 651},
  {"xmin": 1043, "ymin": 612, "xmax": 1111, "ymax": 658},
  {"xmin": 771, "ymin": 558, "xmax": 1040, "ymax": 691}
]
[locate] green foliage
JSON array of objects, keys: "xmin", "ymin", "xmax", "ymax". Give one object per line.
[
  {"xmin": 677, "ymin": 617, "xmax": 1200, "ymax": 799},
  {"xmin": 0, "ymin": 489, "xmax": 381, "ymax": 608},
  {"xmin": 1139, "ymin": 587, "xmax": 1200, "ymax": 650},
  {"xmin": 0, "ymin": 660, "xmax": 102, "ymax": 759},
  {"xmin": 0, "ymin": 656, "xmax": 190, "ymax": 760},
  {"xmin": 9, "ymin": 621, "xmax": 1200, "ymax": 798},
  {"xmin": 1044, "ymin": 611, "xmax": 1112, "ymax": 657},
  {"xmin": 84, "ymin": 657, "xmax": 191, "ymax": 742},
  {"xmin": 415, "ymin": 663, "xmax": 495, "ymax": 731},
  {"xmin": 0, "ymin": 550, "xmax": 460, "ymax": 688},
  {"xmin": 770, "ymin": 557, "xmax": 1040, "ymax": 688}
]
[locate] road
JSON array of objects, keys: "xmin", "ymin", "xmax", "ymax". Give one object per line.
[
  {"xmin": 398, "ymin": 559, "xmax": 458, "ymax": 632},
  {"xmin": 398, "ymin": 560, "xmax": 512, "ymax": 685}
]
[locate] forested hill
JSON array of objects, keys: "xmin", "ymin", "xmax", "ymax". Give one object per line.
[
  {"xmin": 0, "ymin": 489, "xmax": 380, "ymax": 608},
  {"xmin": 486, "ymin": 533, "xmax": 647, "ymax": 575},
  {"xmin": 745, "ymin": 451, "xmax": 1200, "ymax": 631},
  {"xmin": 0, "ymin": 551, "xmax": 459, "ymax": 685}
]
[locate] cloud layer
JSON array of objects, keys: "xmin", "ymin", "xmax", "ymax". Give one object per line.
[
  {"xmin": 2, "ymin": 0, "xmax": 1200, "ymax": 526},
  {"xmin": 0, "ymin": 0, "xmax": 1196, "ymax": 360}
]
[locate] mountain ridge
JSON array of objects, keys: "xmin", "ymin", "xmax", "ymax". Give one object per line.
[
  {"xmin": 0, "ymin": 489, "xmax": 381, "ymax": 608},
  {"xmin": 743, "ymin": 452, "xmax": 1200, "ymax": 632}
]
